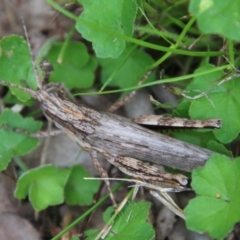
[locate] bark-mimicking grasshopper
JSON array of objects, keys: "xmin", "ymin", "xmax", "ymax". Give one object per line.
[
  {"xmin": 0, "ymin": 22, "xmax": 221, "ymax": 190},
  {"xmin": 0, "ymin": 74, "xmax": 221, "ymax": 190}
]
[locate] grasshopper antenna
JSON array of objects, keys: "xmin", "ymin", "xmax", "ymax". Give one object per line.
[
  {"xmin": 0, "ymin": 79, "xmax": 37, "ymax": 98},
  {"xmin": 21, "ymin": 16, "xmax": 42, "ymax": 90}
]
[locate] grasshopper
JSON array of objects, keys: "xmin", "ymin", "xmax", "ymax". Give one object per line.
[
  {"xmin": 0, "ymin": 65, "xmax": 221, "ymax": 191},
  {"xmin": 0, "ymin": 23, "xmax": 221, "ymax": 192}
]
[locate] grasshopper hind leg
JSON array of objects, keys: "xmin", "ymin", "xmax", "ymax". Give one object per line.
[{"xmin": 90, "ymin": 150, "xmax": 118, "ymax": 208}]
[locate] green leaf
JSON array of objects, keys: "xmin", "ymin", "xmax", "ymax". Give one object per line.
[
  {"xmin": 103, "ymin": 206, "xmax": 114, "ymax": 223},
  {"xmin": 76, "ymin": 0, "xmax": 138, "ymax": 58},
  {"xmin": 46, "ymin": 41, "xmax": 97, "ymax": 89},
  {"xmin": 172, "ymin": 99, "xmax": 232, "ymax": 157},
  {"xmin": 0, "ymin": 130, "xmax": 39, "ymax": 156},
  {"xmin": 185, "ymin": 64, "xmax": 240, "ymax": 143},
  {"xmin": 64, "ymin": 165, "xmax": 100, "ymax": 206},
  {"xmin": 189, "ymin": 0, "xmax": 240, "ymax": 41},
  {"xmin": 99, "ymin": 44, "xmax": 154, "ymax": 89},
  {"xmin": 0, "ymin": 109, "xmax": 41, "ymax": 171},
  {"xmin": 0, "ymin": 35, "xmax": 37, "ymax": 101},
  {"xmin": 121, "ymin": 0, "xmax": 138, "ymax": 36},
  {"xmin": 171, "ymin": 130, "xmax": 231, "ymax": 157},
  {"xmin": 0, "ymin": 145, "xmax": 12, "ymax": 172},
  {"xmin": 0, "ymin": 109, "xmax": 41, "ymax": 132},
  {"xmin": 3, "ymin": 90, "xmax": 34, "ymax": 106},
  {"xmin": 15, "ymin": 165, "xmax": 70, "ymax": 211},
  {"xmin": 70, "ymin": 237, "xmax": 80, "ymax": 240},
  {"xmin": 173, "ymin": 99, "xmax": 191, "ymax": 118},
  {"xmin": 36, "ymin": 36, "xmax": 59, "ymax": 62},
  {"xmin": 207, "ymin": 141, "xmax": 232, "ymax": 157},
  {"xmin": 184, "ymin": 154, "xmax": 240, "ymax": 239},
  {"xmin": 171, "ymin": 130, "xmax": 215, "ymax": 149},
  {"xmin": 85, "ymin": 201, "xmax": 155, "ymax": 240}
]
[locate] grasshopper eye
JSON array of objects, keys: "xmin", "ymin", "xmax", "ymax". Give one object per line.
[
  {"xmin": 41, "ymin": 101, "xmax": 48, "ymax": 110},
  {"xmin": 40, "ymin": 60, "xmax": 54, "ymax": 73},
  {"xmin": 49, "ymin": 92, "xmax": 58, "ymax": 97}
]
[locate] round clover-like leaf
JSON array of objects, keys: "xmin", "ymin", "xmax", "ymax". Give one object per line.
[
  {"xmin": 85, "ymin": 201, "xmax": 155, "ymax": 240},
  {"xmin": 76, "ymin": 0, "xmax": 137, "ymax": 58},
  {"xmin": 189, "ymin": 0, "xmax": 240, "ymax": 41},
  {"xmin": 64, "ymin": 165, "xmax": 100, "ymax": 206},
  {"xmin": 0, "ymin": 35, "xmax": 37, "ymax": 101},
  {"xmin": 46, "ymin": 42, "xmax": 97, "ymax": 89},
  {"xmin": 15, "ymin": 165, "xmax": 70, "ymax": 211},
  {"xmin": 0, "ymin": 109, "xmax": 41, "ymax": 171},
  {"xmin": 186, "ymin": 64, "xmax": 240, "ymax": 143},
  {"xmin": 185, "ymin": 154, "xmax": 240, "ymax": 239}
]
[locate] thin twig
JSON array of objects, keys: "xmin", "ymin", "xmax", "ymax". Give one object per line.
[
  {"xmin": 21, "ymin": 16, "xmax": 42, "ymax": 90},
  {"xmin": 108, "ymin": 69, "xmax": 153, "ymax": 112},
  {"xmin": 182, "ymin": 72, "xmax": 240, "ymax": 105}
]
